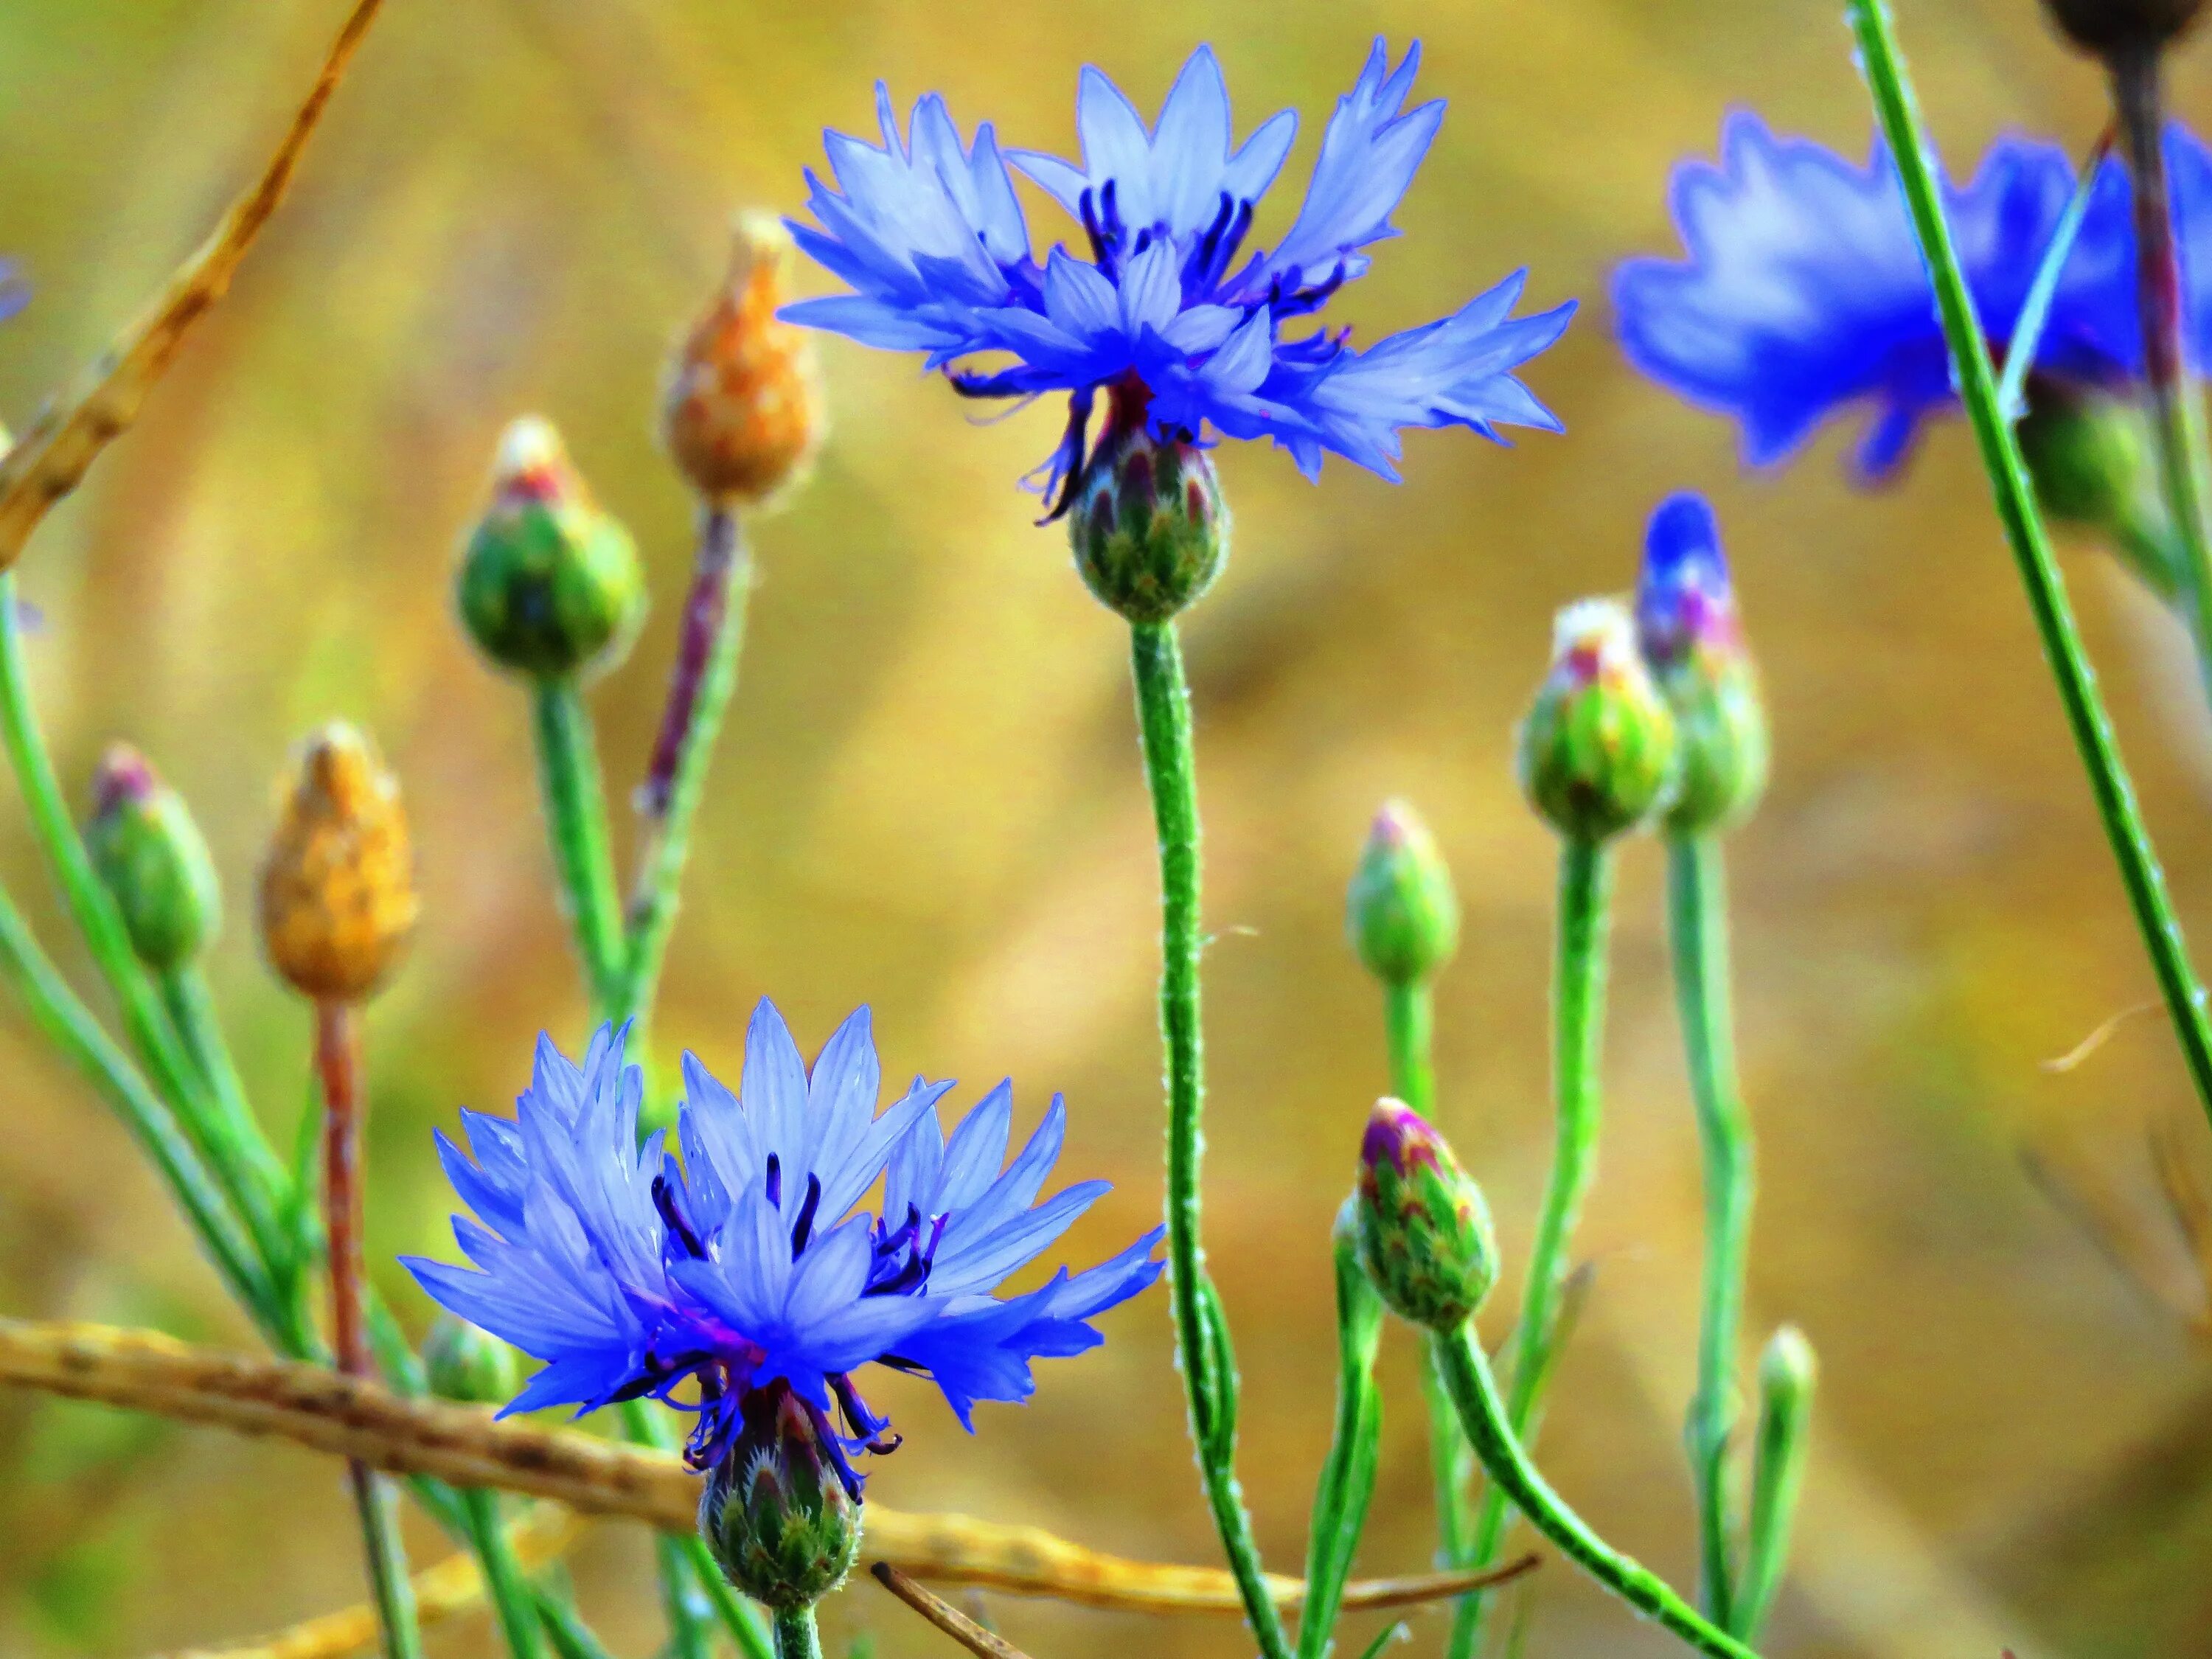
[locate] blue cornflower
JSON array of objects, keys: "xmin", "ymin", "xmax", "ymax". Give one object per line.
[
  {"xmin": 1613, "ymin": 113, "xmax": 2212, "ymax": 479},
  {"xmin": 782, "ymin": 41, "xmax": 1576, "ymax": 503},
  {"xmin": 0, "ymin": 262, "xmax": 24, "ymax": 326},
  {"xmin": 405, "ymin": 1004, "xmax": 1163, "ymax": 1492}
]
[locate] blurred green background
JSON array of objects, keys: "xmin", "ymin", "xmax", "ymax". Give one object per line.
[{"xmin": 4, "ymin": 0, "xmax": 2212, "ymax": 1654}]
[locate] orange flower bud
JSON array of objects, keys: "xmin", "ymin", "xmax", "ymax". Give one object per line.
[
  {"xmin": 661, "ymin": 213, "xmax": 824, "ymax": 507},
  {"xmin": 257, "ymin": 723, "xmax": 417, "ymax": 1003}
]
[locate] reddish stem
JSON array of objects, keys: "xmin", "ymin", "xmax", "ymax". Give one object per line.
[
  {"xmin": 316, "ymin": 998, "xmax": 366, "ymax": 1375},
  {"xmin": 639, "ymin": 507, "xmax": 738, "ymax": 822}
]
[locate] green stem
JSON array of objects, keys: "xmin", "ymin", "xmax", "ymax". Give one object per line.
[
  {"xmin": 1380, "ymin": 978, "xmax": 1475, "ymax": 1583},
  {"xmin": 461, "ymin": 1489, "xmax": 546, "ymax": 1659},
  {"xmin": 1295, "ymin": 1205, "xmax": 1386, "ymax": 1659},
  {"xmin": 531, "ymin": 678, "xmax": 626, "ymax": 1020},
  {"xmin": 1127, "ymin": 619, "xmax": 1290, "ymax": 1659},
  {"xmin": 616, "ymin": 505, "xmax": 754, "ymax": 1046},
  {"xmin": 623, "ymin": 1396, "xmax": 774, "ymax": 1659},
  {"xmin": 2110, "ymin": 45, "xmax": 2212, "ymax": 714},
  {"xmin": 1848, "ymin": 0, "xmax": 2212, "ymax": 1134},
  {"xmin": 349, "ymin": 1463, "xmax": 425, "ymax": 1659},
  {"xmin": 680, "ymin": 1534, "xmax": 779, "ymax": 1659},
  {"xmin": 772, "ymin": 1606, "xmax": 823, "ymax": 1659},
  {"xmin": 0, "ymin": 878, "xmax": 276, "ymax": 1327},
  {"xmin": 1734, "ymin": 1338, "xmax": 1814, "ymax": 1644},
  {"xmin": 0, "ymin": 574, "xmax": 298, "ymax": 1304},
  {"xmin": 1431, "ymin": 1326, "xmax": 1762, "ymax": 1659},
  {"xmin": 1667, "ymin": 837, "xmax": 1754, "ymax": 1630},
  {"xmin": 159, "ymin": 962, "xmax": 293, "ymax": 1245},
  {"xmin": 1455, "ymin": 836, "xmax": 1612, "ymax": 1659}
]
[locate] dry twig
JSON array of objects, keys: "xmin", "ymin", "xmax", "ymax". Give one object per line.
[
  {"xmin": 0, "ymin": 1318, "xmax": 1538, "ymax": 1616},
  {"xmin": 871, "ymin": 1563, "xmax": 1033, "ymax": 1659},
  {"xmin": 0, "ymin": 0, "xmax": 384, "ymax": 570}
]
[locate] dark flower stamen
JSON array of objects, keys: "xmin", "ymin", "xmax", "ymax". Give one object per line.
[{"xmin": 790, "ymin": 1173, "xmax": 824, "ymax": 1258}]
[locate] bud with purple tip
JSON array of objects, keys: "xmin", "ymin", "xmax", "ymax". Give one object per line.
[
  {"xmin": 1356, "ymin": 1099, "xmax": 1498, "ymax": 1332},
  {"xmin": 83, "ymin": 743, "xmax": 220, "ymax": 972},
  {"xmin": 1635, "ymin": 494, "xmax": 1768, "ymax": 837},
  {"xmin": 1346, "ymin": 799, "xmax": 1459, "ymax": 986},
  {"xmin": 698, "ymin": 1381, "xmax": 862, "ymax": 1610},
  {"xmin": 1517, "ymin": 597, "xmax": 1679, "ymax": 842},
  {"xmin": 1070, "ymin": 386, "xmax": 1228, "ymax": 623}
]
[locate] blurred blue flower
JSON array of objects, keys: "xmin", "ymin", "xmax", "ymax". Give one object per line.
[
  {"xmin": 406, "ymin": 1006, "xmax": 1162, "ymax": 1489},
  {"xmin": 1613, "ymin": 114, "xmax": 2212, "ymax": 479},
  {"xmin": 1636, "ymin": 493, "xmax": 1740, "ymax": 669},
  {"xmin": 0, "ymin": 261, "xmax": 24, "ymax": 326},
  {"xmin": 783, "ymin": 41, "xmax": 1576, "ymax": 501}
]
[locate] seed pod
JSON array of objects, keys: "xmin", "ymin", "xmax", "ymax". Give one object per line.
[
  {"xmin": 699, "ymin": 1381, "xmax": 861, "ymax": 1609},
  {"xmin": 2042, "ymin": 0, "xmax": 2202, "ymax": 57},
  {"xmin": 83, "ymin": 743, "xmax": 220, "ymax": 972},
  {"xmin": 1346, "ymin": 799, "xmax": 1459, "ymax": 984},
  {"xmin": 1356, "ymin": 1098, "xmax": 1498, "ymax": 1332},
  {"xmin": 2017, "ymin": 387, "xmax": 2182, "ymax": 603},
  {"xmin": 257, "ymin": 723, "xmax": 417, "ymax": 1003},
  {"xmin": 1517, "ymin": 597, "xmax": 1679, "ymax": 843},
  {"xmin": 456, "ymin": 416, "xmax": 646, "ymax": 681},
  {"xmin": 1635, "ymin": 495, "xmax": 1770, "ymax": 837},
  {"xmin": 663, "ymin": 214, "xmax": 825, "ymax": 508}
]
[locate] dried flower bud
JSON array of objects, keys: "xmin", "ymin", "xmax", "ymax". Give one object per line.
[
  {"xmin": 1356, "ymin": 1099, "xmax": 1498, "ymax": 1331},
  {"xmin": 662, "ymin": 214, "xmax": 824, "ymax": 507},
  {"xmin": 1346, "ymin": 799, "xmax": 1459, "ymax": 985},
  {"xmin": 257, "ymin": 723, "xmax": 417, "ymax": 1003},
  {"xmin": 2017, "ymin": 386, "xmax": 2182, "ymax": 603},
  {"xmin": 2042, "ymin": 0, "xmax": 2202, "ymax": 56},
  {"xmin": 1071, "ymin": 403, "xmax": 1228, "ymax": 622},
  {"xmin": 422, "ymin": 1312, "xmax": 521, "ymax": 1407},
  {"xmin": 1635, "ymin": 495, "xmax": 1769, "ymax": 837},
  {"xmin": 1517, "ymin": 597, "xmax": 1679, "ymax": 843},
  {"xmin": 457, "ymin": 417, "xmax": 646, "ymax": 681},
  {"xmin": 699, "ymin": 1381, "xmax": 861, "ymax": 1609},
  {"xmin": 83, "ymin": 743, "xmax": 220, "ymax": 972}
]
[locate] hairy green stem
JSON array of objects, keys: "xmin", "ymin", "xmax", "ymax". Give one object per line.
[
  {"xmin": 1127, "ymin": 619, "xmax": 1290, "ymax": 1659},
  {"xmin": 1295, "ymin": 1208, "xmax": 1385, "ymax": 1659},
  {"xmin": 1432, "ymin": 1326, "xmax": 1762, "ymax": 1659},
  {"xmin": 530, "ymin": 678, "xmax": 626, "ymax": 1019},
  {"xmin": 1848, "ymin": 0, "xmax": 2212, "ymax": 1133},
  {"xmin": 1380, "ymin": 978, "xmax": 1475, "ymax": 1586},
  {"xmin": 773, "ymin": 1606, "xmax": 824, "ymax": 1659},
  {"xmin": 1667, "ymin": 837, "xmax": 1754, "ymax": 1630},
  {"xmin": 1455, "ymin": 836, "xmax": 1612, "ymax": 1658},
  {"xmin": 617, "ymin": 505, "xmax": 753, "ymax": 1046}
]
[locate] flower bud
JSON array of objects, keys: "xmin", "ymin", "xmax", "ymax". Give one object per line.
[
  {"xmin": 1635, "ymin": 495, "xmax": 1769, "ymax": 837},
  {"xmin": 1346, "ymin": 799, "xmax": 1459, "ymax": 984},
  {"xmin": 456, "ymin": 417, "xmax": 646, "ymax": 681},
  {"xmin": 1356, "ymin": 1099, "xmax": 1498, "ymax": 1332},
  {"xmin": 1517, "ymin": 597, "xmax": 1679, "ymax": 842},
  {"xmin": 1071, "ymin": 414, "xmax": 1228, "ymax": 623},
  {"xmin": 663, "ymin": 214, "xmax": 824, "ymax": 508},
  {"xmin": 699, "ymin": 1382, "xmax": 861, "ymax": 1609},
  {"xmin": 1758, "ymin": 1323, "xmax": 1818, "ymax": 1412},
  {"xmin": 2017, "ymin": 388, "xmax": 2182, "ymax": 603},
  {"xmin": 83, "ymin": 743, "xmax": 220, "ymax": 972},
  {"xmin": 257, "ymin": 723, "xmax": 417, "ymax": 1004},
  {"xmin": 422, "ymin": 1312, "xmax": 521, "ymax": 1407},
  {"xmin": 2042, "ymin": 0, "xmax": 2202, "ymax": 55}
]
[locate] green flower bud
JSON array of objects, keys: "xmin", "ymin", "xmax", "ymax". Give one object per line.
[
  {"xmin": 2017, "ymin": 387, "xmax": 2183, "ymax": 603},
  {"xmin": 1635, "ymin": 495, "xmax": 1770, "ymax": 837},
  {"xmin": 1346, "ymin": 799, "xmax": 1459, "ymax": 984},
  {"xmin": 422, "ymin": 1313, "xmax": 521, "ymax": 1407},
  {"xmin": 83, "ymin": 743, "xmax": 220, "ymax": 972},
  {"xmin": 699, "ymin": 1382, "xmax": 861, "ymax": 1610},
  {"xmin": 2042, "ymin": 0, "xmax": 2202, "ymax": 56},
  {"xmin": 456, "ymin": 417, "xmax": 647, "ymax": 681},
  {"xmin": 1758, "ymin": 1323, "xmax": 1818, "ymax": 1411},
  {"xmin": 1356, "ymin": 1098, "xmax": 1498, "ymax": 1331},
  {"xmin": 1069, "ymin": 399, "xmax": 1227, "ymax": 623},
  {"xmin": 1517, "ymin": 597, "xmax": 1679, "ymax": 842}
]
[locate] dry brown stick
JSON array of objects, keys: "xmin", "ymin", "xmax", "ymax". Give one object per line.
[
  {"xmin": 0, "ymin": 0, "xmax": 384, "ymax": 571},
  {"xmin": 0, "ymin": 1318, "xmax": 1537, "ymax": 1615},
  {"xmin": 870, "ymin": 1563, "xmax": 1032, "ymax": 1659},
  {"xmin": 156, "ymin": 1506, "xmax": 580, "ymax": 1659}
]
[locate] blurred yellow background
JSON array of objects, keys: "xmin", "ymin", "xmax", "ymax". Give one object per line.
[{"xmin": 3, "ymin": 0, "xmax": 2212, "ymax": 1654}]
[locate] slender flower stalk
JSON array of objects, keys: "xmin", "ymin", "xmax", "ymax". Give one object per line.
[
  {"xmin": 317, "ymin": 1002, "xmax": 423, "ymax": 1659},
  {"xmin": 1295, "ymin": 1201, "xmax": 1386, "ymax": 1659},
  {"xmin": 1846, "ymin": 0, "xmax": 2212, "ymax": 1135},
  {"xmin": 2111, "ymin": 45, "xmax": 2212, "ymax": 709},
  {"xmin": 532, "ymin": 681, "xmax": 626, "ymax": 1014},
  {"xmin": 773, "ymin": 1607, "xmax": 824, "ymax": 1659},
  {"xmin": 1430, "ymin": 1326, "xmax": 1761, "ymax": 1659},
  {"xmin": 1127, "ymin": 619, "xmax": 1287, "ymax": 1658}
]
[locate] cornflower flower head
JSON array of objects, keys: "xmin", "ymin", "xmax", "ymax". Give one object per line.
[
  {"xmin": 1613, "ymin": 113, "xmax": 2212, "ymax": 479},
  {"xmin": 406, "ymin": 1004, "xmax": 1163, "ymax": 1495},
  {"xmin": 782, "ymin": 41, "xmax": 1576, "ymax": 507}
]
